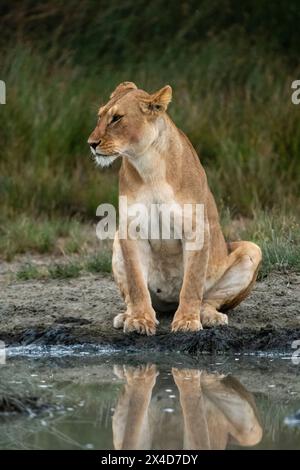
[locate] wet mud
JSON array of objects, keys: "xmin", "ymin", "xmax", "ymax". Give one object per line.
[{"xmin": 1, "ymin": 265, "xmax": 300, "ymax": 354}]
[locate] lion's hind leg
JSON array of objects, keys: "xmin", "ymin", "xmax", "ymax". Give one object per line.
[{"xmin": 202, "ymin": 241, "xmax": 262, "ymax": 327}]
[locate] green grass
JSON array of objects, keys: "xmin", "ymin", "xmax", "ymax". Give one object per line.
[
  {"xmin": 1, "ymin": 44, "xmax": 299, "ymax": 226},
  {"xmin": 222, "ymin": 211, "xmax": 300, "ymax": 278},
  {"xmin": 48, "ymin": 261, "xmax": 82, "ymax": 279},
  {"xmin": 0, "ymin": 216, "xmax": 91, "ymax": 261},
  {"xmin": 15, "ymin": 252, "xmax": 113, "ymax": 281},
  {"xmin": 16, "ymin": 263, "xmax": 46, "ymax": 281},
  {"xmin": 85, "ymin": 253, "xmax": 112, "ymax": 274}
]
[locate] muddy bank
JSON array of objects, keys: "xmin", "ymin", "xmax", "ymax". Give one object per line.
[{"xmin": 1, "ymin": 265, "xmax": 300, "ymax": 354}]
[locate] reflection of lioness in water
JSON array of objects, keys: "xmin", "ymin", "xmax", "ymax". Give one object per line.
[
  {"xmin": 112, "ymin": 365, "xmax": 262, "ymax": 450},
  {"xmin": 88, "ymin": 82, "xmax": 262, "ymax": 335}
]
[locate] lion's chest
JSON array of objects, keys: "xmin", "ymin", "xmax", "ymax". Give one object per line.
[{"xmin": 128, "ymin": 183, "xmax": 183, "ymax": 255}]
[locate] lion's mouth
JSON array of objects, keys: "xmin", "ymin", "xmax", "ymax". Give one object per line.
[
  {"xmin": 89, "ymin": 146, "xmax": 119, "ymax": 167},
  {"xmin": 94, "ymin": 154, "xmax": 118, "ymax": 168},
  {"xmin": 89, "ymin": 146, "xmax": 115, "ymax": 158}
]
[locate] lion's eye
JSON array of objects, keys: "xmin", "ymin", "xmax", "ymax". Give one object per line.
[{"xmin": 110, "ymin": 114, "xmax": 123, "ymax": 125}]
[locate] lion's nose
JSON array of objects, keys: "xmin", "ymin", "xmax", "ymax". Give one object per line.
[{"xmin": 89, "ymin": 139, "xmax": 101, "ymax": 150}]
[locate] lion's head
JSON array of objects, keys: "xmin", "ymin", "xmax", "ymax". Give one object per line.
[{"xmin": 88, "ymin": 82, "xmax": 172, "ymax": 167}]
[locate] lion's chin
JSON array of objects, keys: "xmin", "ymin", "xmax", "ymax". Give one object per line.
[{"xmin": 95, "ymin": 155, "xmax": 118, "ymax": 168}]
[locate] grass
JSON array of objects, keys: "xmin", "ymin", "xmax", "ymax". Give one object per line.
[
  {"xmin": 0, "ymin": 47, "xmax": 119, "ymax": 223},
  {"xmin": 48, "ymin": 262, "xmax": 82, "ymax": 279},
  {"xmin": 85, "ymin": 253, "xmax": 112, "ymax": 274},
  {"xmin": 0, "ymin": 216, "xmax": 92, "ymax": 261},
  {"xmin": 16, "ymin": 263, "xmax": 46, "ymax": 281},
  {"xmin": 15, "ymin": 252, "xmax": 113, "ymax": 281},
  {"xmin": 1, "ymin": 44, "xmax": 300, "ymax": 225},
  {"xmin": 222, "ymin": 211, "xmax": 300, "ymax": 278}
]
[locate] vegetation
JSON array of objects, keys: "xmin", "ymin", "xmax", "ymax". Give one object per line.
[
  {"xmin": 1, "ymin": 1, "xmax": 300, "ymax": 275},
  {"xmin": 48, "ymin": 261, "xmax": 82, "ymax": 279},
  {"xmin": 15, "ymin": 251, "xmax": 112, "ymax": 281},
  {"xmin": 16, "ymin": 263, "xmax": 45, "ymax": 281},
  {"xmin": 85, "ymin": 253, "xmax": 112, "ymax": 274},
  {"xmin": 222, "ymin": 211, "xmax": 300, "ymax": 278}
]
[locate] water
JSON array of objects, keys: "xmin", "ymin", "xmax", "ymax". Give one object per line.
[{"xmin": 0, "ymin": 346, "xmax": 300, "ymax": 450}]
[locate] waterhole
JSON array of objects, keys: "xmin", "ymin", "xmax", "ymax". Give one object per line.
[{"xmin": 0, "ymin": 346, "xmax": 299, "ymax": 450}]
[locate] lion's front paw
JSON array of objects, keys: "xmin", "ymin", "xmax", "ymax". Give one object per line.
[
  {"xmin": 201, "ymin": 304, "xmax": 228, "ymax": 328},
  {"xmin": 171, "ymin": 316, "xmax": 202, "ymax": 333},
  {"xmin": 124, "ymin": 314, "xmax": 157, "ymax": 335},
  {"xmin": 113, "ymin": 313, "xmax": 125, "ymax": 329},
  {"xmin": 203, "ymin": 312, "xmax": 228, "ymax": 327}
]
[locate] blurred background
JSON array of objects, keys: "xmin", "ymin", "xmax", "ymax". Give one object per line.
[{"xmin": 0, "ymin": 0, "xmax": 300, "ymax": 277}]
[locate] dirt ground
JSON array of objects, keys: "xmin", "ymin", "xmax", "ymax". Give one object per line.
[{"xmin": 1, "ymin": 257, "xmax": 300, "ymax": 354}]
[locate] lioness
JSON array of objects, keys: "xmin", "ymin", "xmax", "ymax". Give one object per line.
[{"xmin": 88, "ymin": 82, "xmax": 262, "ymax": 335}]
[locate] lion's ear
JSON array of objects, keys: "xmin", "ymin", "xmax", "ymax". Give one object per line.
[
  {"xmin": 140, "ymin": 85, "xmax": 172, "ymax": 114},
  {"xmin": 110, "ymin": 81, "xmax": 137, "ymax": 99}
]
